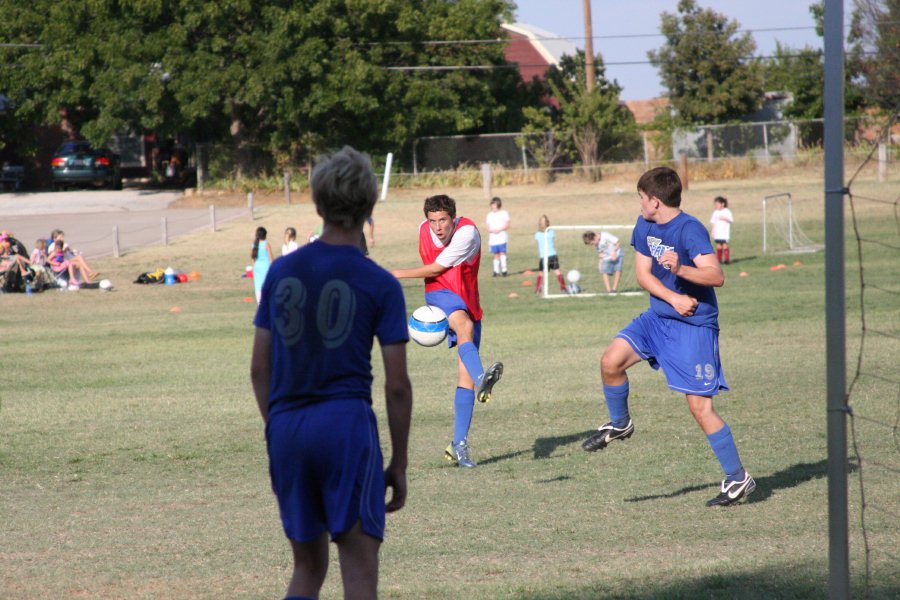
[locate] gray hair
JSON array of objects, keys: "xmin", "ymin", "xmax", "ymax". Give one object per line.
[{"xmin": 311, "ymin": 146, "xmax": 378, "ymax": 228}]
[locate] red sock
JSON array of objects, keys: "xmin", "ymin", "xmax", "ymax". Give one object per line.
[
  {"xmin": 724, "ymin": 248, "xmax": 730, "ymax": 263},
  {"xmin": 535, "ymin": 274, "xmax": 543, "ymax": 294},
  {"xmin": 716, "ymin": 248, "xmax": 723, "ymax": 262},
  {"xmin": 557, "ymin": 273, "xmax": 566, "ymax": 291}
]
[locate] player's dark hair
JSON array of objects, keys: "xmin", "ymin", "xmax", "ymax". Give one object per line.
[
  {"xmin": 252, "ymin": 226, "xmax": 267, "ymax": 260},
  {"xmin": 582, "ymin": 231, "xmax": 597, "ymax": 244},
  {"xmin": 311, "ymin": 146, "xmax": 378, "ymax": 229},
  {"xmin": 714, "ymin": 196, "xmax": 728, "ymax": 207},
  {"xmin": 285, "ymin": 226, "xmax": 297, "ymax": 240},
  {"xmin": 490, "ymin": 196, "xmax": 502, "ymax": 208},
  {"xmin": 424, "ymin": 194, "xmax": 457, "ymax": 218},
  {"xmin": 637, "ymin": 166, "xmax": 682, "ymax": 207}
]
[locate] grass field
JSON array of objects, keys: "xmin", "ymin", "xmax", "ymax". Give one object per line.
[{"xmin": 2, "ymin": 172, "xmax": 898, "ymax": 599}]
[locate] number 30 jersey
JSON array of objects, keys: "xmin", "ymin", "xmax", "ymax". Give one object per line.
[{"xmin": 254, "ymin": 241, "xmax": 408, "ymax": 416}]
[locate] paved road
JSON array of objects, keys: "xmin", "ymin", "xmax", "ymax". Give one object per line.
[{"xmin": 0, "ymin": 188, "xmax": 247, "ymax": 259}]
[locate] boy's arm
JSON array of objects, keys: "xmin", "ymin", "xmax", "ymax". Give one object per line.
[
  {"xmin": 380, "ymin": 342, "xmax": 412, "ymax": 512},
  {"xmin": 658, "ymin": 251, "xmax": 724, "ymax": 288},
  {"xmin": 250, "ymin": 328, "xmax": 273, "ymax": 425},
  {"xmin": 634, "ymin": 253, "xmax": 698, "ymax": 317},
  {"xmin": 392, "ymin": 262, "xmax": 447, "ymax": 279}
]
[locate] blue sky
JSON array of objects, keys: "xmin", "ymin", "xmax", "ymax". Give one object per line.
[{"xmin": 511, "ymin": 0, "xmax": 848, "ymax": 100}]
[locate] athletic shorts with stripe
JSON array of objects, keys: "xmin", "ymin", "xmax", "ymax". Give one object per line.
[
  {"xmin": 616, "ymin": 309, "xmax": 729, "ymax": 396},
  {"xmin": 266, "ymin": 399, "xmax": 386, "ymax": 542}
]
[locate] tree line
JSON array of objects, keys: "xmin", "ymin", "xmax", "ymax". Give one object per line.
[{"xmin": 0, "ymin": 0, "xmax": 896, "ymax": 177}]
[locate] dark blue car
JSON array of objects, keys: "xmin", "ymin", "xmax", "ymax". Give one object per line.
[{"xmin": 51, "ymin": 141, "xmax": 122, "ymax": 190}]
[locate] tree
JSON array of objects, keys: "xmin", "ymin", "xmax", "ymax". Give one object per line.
[
  {"xmin": 648, "ymin": 0, "xmax": 764, "ymax": 125},
  {"xmin": 517, "ymin": 105, "xmax": 565, "ymax": 181},
  {"xmin": 847, "ymin": 0, "xmax": 900, "ymax": 111},
  {"xmin": 765, "ymin": 42, "xmax": 825, "ymax": 120},
  {"xmin": 521, "ymin": 51, "xmax": 639, "ymax": 181},
  {"xmin": 0, "ymin": 0, "xmax": 519, "ymax": 175}
]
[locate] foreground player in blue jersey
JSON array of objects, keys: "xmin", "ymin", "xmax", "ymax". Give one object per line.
[
  {"xmin": 251, "ymin": 146, "xmax": 413, "ymax": 599},
  {"xmin": 582, "ymin": 166, "xmax": 755, "ymax": 507}
]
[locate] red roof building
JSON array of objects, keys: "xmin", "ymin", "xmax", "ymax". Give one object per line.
[{"xmin": 501, "ymin": 23, "xmax": 578, "ymax": 83}]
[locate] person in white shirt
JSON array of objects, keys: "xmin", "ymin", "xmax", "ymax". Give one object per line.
[
  {"xmin": 583, "ymin": 230, "xmax": 624, "ymax": 294},
  {"xmin": 709, "ymin": 196, "xmax": 734, "ymax": 264},
  {"xmin": 485, "ymin": 197, "xmax": 510, "ymax": 277},
  {"xmin": 281, "ymin": 227, "xmax": 299, "ymax": 256}
]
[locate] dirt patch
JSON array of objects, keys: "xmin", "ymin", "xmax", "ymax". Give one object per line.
[{"xmin": 170, "ymin": 188, "xmax": 311, "ymax": 209}]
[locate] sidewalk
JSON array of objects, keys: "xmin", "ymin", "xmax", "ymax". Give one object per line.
[{"xmin": 0, "ymin": 189, "xmax": 248, "ymax": 259}]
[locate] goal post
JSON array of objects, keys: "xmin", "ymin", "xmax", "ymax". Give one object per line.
[
  {"xmin": 762, "ymin": 192, "xmax": 823, "ymax": 254},
  {"xmin": 541, "ymin": 225, "xmax": 642, "ymax": 299}
]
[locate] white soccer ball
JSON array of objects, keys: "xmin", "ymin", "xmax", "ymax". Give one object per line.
[
  {"xmin": 566, "ymin": 269, "xmax": 581, "ymax": 283},
  {"xmin": 99, "ymin": 279, "xmax": 114, "ymax": 291},
  {"xmin": 408, "ymin": 305, "xmax": 449, "ymax": 347}
]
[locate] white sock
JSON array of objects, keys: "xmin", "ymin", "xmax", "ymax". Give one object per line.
[
  {"xmin": 493, "ymin": 258, "xmax": 500, "ymax": 274},
  {"xmin": 500, "ymin": 255, "xmax": 507, "ymax": 273}
]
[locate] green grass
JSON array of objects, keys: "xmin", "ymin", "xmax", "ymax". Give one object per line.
[{"xmin": 1, "ymin": 175, "xmax": 898, "ymax": 599}]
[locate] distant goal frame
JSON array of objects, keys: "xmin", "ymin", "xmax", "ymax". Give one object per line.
[{"xmin": 541, "ymin": 225, "xmax": 642, "ymax": 299}]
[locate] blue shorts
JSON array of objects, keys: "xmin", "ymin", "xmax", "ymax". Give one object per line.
[
  {"xmin": 601, "ymin": 254, "xmax": 624, "ymax": 275},
  {"xmin": 616, "ymin": 310, "xmax": 728, "ymax": 396},
  {"xmin": 490, "ymin": 243, "xmax": 507, "ymax": 254},
  {"xmin": 266, "ymin": 399, "xmax": 385, "ymax": 542},
  {"xmin": 425, "ymin": 289, "xmax": 481, "ymax": 349}
]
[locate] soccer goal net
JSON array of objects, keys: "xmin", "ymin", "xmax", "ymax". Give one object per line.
[
  {"xmin": 762, "ymin": 193, "xmax": 823, "ymax": 254},
  {"xmin": 540, "ymin": 225, "xmax": 641, "ymax": 299}
]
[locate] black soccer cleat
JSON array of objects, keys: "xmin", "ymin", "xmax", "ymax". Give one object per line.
[
  {"xmin": 475, "ymin": 362, "xmax": 503, "ymax": 403},
  {"xmin": 581, "ymin": 420, "xmax": 634, "ymax": 452},
  {"xmin": 705, "ymin": 472, "xmax": 756, "ymax": 507}
]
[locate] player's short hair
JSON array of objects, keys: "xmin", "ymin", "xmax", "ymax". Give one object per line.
[
  {"xmin": 424, "ymin": 194, "xmax": 456, "ymax": 218},
  {"xmin": 714, "ymin": 196, "xmax": 728, "ymax": 207},
  {"xmin": 490, "ymin": 196, "xmax": 502, "ymax": 208},
  {"xmin": 310, "ymin": 146, "xmax": 378, "ymax": 228},
  {"xmin": 582, "ymin": 231, "xmax": 598, "ymax": 244},
  {"xmin": 637, "ymin": 166, "xmax": 682, "ymax": 208}
]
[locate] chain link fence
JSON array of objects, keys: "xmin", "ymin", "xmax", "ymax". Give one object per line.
[{"xmin": 189, "ymin": 116, "xmax": 898, "ymax": 187}]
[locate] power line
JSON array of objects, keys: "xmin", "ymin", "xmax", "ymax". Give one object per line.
[{"xmin": 383, "ymin": 50, "xmax": 878, "ymax": 72}]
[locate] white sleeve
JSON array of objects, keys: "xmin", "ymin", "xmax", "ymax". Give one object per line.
[{"xmin": 435, "ymin": 224, "xmax": 481, "ymax": 268}]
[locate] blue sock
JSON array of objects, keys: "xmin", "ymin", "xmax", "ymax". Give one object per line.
[
  {"xmin": 453, "ymin": 387, "xmax": 475, "ymax": 444},
  {"xmin": 603, "ymin": 382, "xmax": 630, "ymax": 428},
  {"xmin": 707, "ymin": 423, "xmax": 745, "ymax": 482},
  {"xmin": 458, "ymin": 341, "xmax": 485, "ymax": 385}
]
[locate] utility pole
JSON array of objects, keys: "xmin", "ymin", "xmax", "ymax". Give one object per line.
[{"xmin": 583, "ymin": 0, "xmax": 595, "ymax": 91}]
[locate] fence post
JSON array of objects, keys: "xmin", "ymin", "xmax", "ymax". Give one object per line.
[
  {"xmin": 210, "ymin": 205, "xmax": 216, "ymax": 232},
  {"xmin": 196, "ymin": 144, "xmax": 205, "ymax": 191},
  {"xmin": 113, "ymin": 226, "xmax": 120, "ymax": 258},
  {"xmin": 878, "ymin": 141, "xmax": 887, "ymax": 182},
  {"xmin": 248, "ymin": 191, "xmax": 255, "ymax": 219},
  {"xmin": 521, "ymin": 146, "xmax": 529, "ymax": 179},
  {"xmin": 679, "ymin": 151, "xmax": 689, "ymax": 191},
  {"xmin": 162, "ymin": 216, "xmax": 168, "ymax": 246},
  {"xmin": 481, "ymin": 163, "xmax": 492, "ymax": 199},
  {"xmin": 762, "ymin": 124, "xmax": 770, "ymax": 164},
  {"xmin": 706, "ymin": 129, "xmax": 713, "ymax": 162},
  {"xmin": 284, "ymin": 171, "xmax": 292, "ymax": 205}
]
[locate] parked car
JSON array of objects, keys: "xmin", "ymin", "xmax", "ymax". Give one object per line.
[
  {"xmin": 0, "ymin": 163, "xmax": 25, "ymax": 191},
  {"xmin": 51, "ymin": 141, "xmax": 122, "ymax": 190}
]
